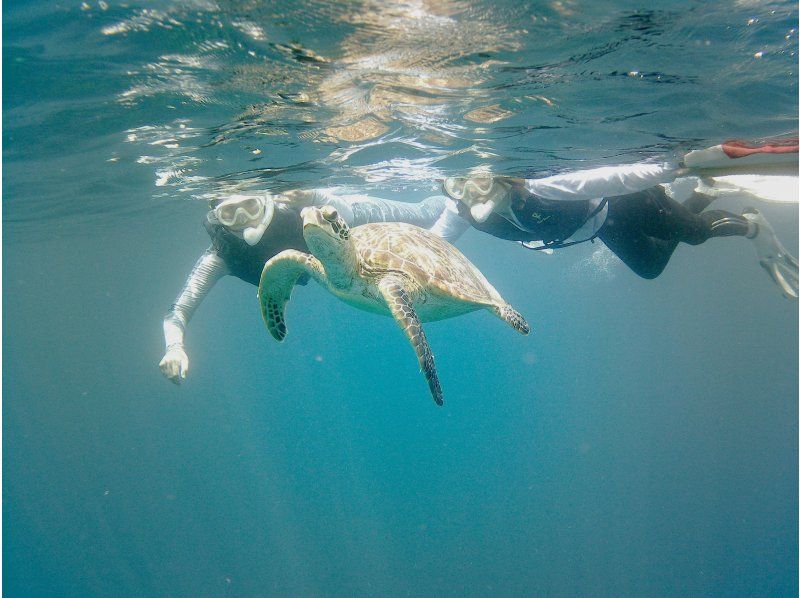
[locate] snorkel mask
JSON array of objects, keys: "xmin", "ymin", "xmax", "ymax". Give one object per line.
[
  {"xmin": 214, "ymin": 194, "xmax": 275, "ymax": 246},
  {"xmin": 443, "ymin": 177, "xmax": 514, "ymax": 223}
]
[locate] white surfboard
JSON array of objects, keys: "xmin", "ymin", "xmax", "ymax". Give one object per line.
[{"xmin": 683, "ymin": 138, "xmax": 798, "ymax": 203}]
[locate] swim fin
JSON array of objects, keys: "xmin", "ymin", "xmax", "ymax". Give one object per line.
[{"xmin": 742, "ymin": 208, "xmax": 799, "ymax": 299}]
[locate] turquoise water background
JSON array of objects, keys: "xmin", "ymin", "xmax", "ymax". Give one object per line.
[{"xmin": 4, "ymin": 0, "xmax": 799, "ymax": 595}]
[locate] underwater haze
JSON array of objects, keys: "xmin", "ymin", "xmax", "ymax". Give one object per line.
[{"xmin": 4, "ymin": 0, "xmax": 799, "ymax": 596}]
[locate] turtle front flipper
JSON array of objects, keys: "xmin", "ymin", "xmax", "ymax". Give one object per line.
[
  {"xmin": 378, "ymin": 277, "xmax": 444, "ymax": 406},
  {"xmin": 258, "ymin": 250, "xmax": 323, "ymax": 341}
]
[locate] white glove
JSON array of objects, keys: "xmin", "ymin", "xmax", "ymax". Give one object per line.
[
  {"xmin": 519, "ymin": 240, "xmax": 555, "ymax": 254},
  {"xmin": 159, "ymin": 345, "xmax": 189, "ymax": 384}
]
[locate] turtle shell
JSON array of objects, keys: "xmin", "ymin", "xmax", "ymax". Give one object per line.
[{"xmin": 351, "ymin": 222, "xmax": 504, "ymax": 306}]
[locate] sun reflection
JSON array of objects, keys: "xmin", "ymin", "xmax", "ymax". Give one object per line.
[{"xmin": 115, "ymin": 0, "xmax": 535, "ymax": 193}]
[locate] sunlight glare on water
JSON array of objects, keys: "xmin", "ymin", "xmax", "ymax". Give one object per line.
[{"xmin": 8, "ymin": 0, "xmax": 797, "ymax": 220}]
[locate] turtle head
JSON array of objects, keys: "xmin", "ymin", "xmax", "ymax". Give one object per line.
[
  {"xmin": 301, "ymin": 205, "xmax": 350, "ymax": 244},
  {"xmin": 301, "ymin": 205, "xmax": 356, "ymax": 286}
]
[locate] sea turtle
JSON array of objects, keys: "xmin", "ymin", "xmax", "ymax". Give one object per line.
[{"xmin": 258, "ymin": 205, "xmax": 530, "ymax": 405}]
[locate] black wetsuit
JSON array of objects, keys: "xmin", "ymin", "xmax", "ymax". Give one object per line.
[
  {"xmin": 598, "ymin": 187, "xmax": 750, "ymax": 279},
  {"xmin": 456, "ymin": 193, "xmax": 599, "ymax": 245},
  {"xmin": 459, "ymin": 186, "xmax": 751, "ymax": 279},
  {"xmin": 204, "ymin": 206, "xmax": 306, "ymax": 285}
]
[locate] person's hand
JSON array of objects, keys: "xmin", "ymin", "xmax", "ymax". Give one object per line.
[
  {"xmin": 279, "ymin": 189, "xmax": 316, "ymax": 209},
  {"xmin": 519, "ymin": 240, "xmax": 555, "ymax": 254},
  {"xmin": 159, "ymin": 345, "xmax": 189, "ymax": 384}
]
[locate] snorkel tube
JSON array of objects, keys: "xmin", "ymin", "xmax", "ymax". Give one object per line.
[
  {"xmin": 443, "ymin": 177, "xmax": 511, "ymax": 223},
  {"xmin": 443, "ymin": 177, "xmax": 513, "ymax": 224},
  {"xmin": 469, "ymin": 199, "xmax": 497, "ymax": 223},
  {"xmin": 243, "ymin": 194, "xmax": 275, "ymax": 245}
]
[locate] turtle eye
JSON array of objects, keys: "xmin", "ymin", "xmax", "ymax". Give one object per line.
[{"xmin": 321, "ymin": 206, "xmax": 338, "ymax": 221}]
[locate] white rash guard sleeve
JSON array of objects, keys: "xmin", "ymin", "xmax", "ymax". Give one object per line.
[
  {"xmin": 306, "ymin": 188, "xmax": 447, "ymax": 228},
  {"xmin": 163, "ymin": 249, "xmax": 229, "ymax": 349},
  {"xmin": 524, "ymin": 162, "xmax": 681, "ymax": 201}
]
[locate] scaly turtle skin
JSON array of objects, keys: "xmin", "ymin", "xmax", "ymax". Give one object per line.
[{"xmin": 258, "ymin": 205, "xmax": 530, "ymax": 405}]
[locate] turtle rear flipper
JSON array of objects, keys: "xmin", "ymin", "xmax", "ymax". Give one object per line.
[
  {"xmin": 258, "ymin": 250, "xmax": 323, "ymax": 341},
  {"xmin": 379, "ymin": 276, "xmax": 444, "ymax": 406},
  {"xmin": 493, "ymin": 304, "xmax": 530, "ymax": 335}
]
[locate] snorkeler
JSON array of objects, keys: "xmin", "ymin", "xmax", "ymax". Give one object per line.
[
  {"xmin": 159, "ymin": 189, "xmax": 445, "ymax": 383},
  {"xmin": 431, "ymin": 140, "xmax": 799, "ymax": 297}
]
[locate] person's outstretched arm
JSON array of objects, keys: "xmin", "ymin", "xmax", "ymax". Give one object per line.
[
  {"xmin": 524, "ymin": 162, "xmax": 683, "ymax": 201},
  {"xmin": 277, "ymin": 187, "xmax": 468, "ymax": 240},
  {"xmin": 160, "ymin": 249, "xmax": 228, "ymax": 384},
  {"xmin": 347, "ymin": 193, "xmax": 448, "ymax": 228},
  {"xmin": 293, "ymin": 188, "xmax": 448, "ymax": 228}
]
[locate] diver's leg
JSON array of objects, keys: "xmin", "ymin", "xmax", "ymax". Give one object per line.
[
  {"xmin": 598, "ymin": 196, "xmax": 677, "ymax": 279},
  {"xmin": 633, "ymin": 187, "xmax": 751, "ymax": 245},
  {"xmin": 681, "ymin": 189, "xmax": 716, "ymax": 214},
  {"xmin": 598, "ymin": 188, "xmax": 755, "ymax": 280},
  {"xmin": 599, "ymin": 229, "xmax": 676, "ymax": 280}
]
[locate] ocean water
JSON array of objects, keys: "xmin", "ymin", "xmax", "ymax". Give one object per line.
[{"xmin": 3, "ymin": 0, "xmax": 799, "ymax": 595}]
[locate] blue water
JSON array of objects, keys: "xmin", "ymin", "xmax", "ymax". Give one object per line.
[{"xmin": 4, "ymin": 0, "xmax": 798, "ymax": 595}]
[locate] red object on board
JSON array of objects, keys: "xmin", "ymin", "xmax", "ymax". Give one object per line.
[{"xmin": 721, "ymin": 138, "xmax": 799, "ymax": 159}]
